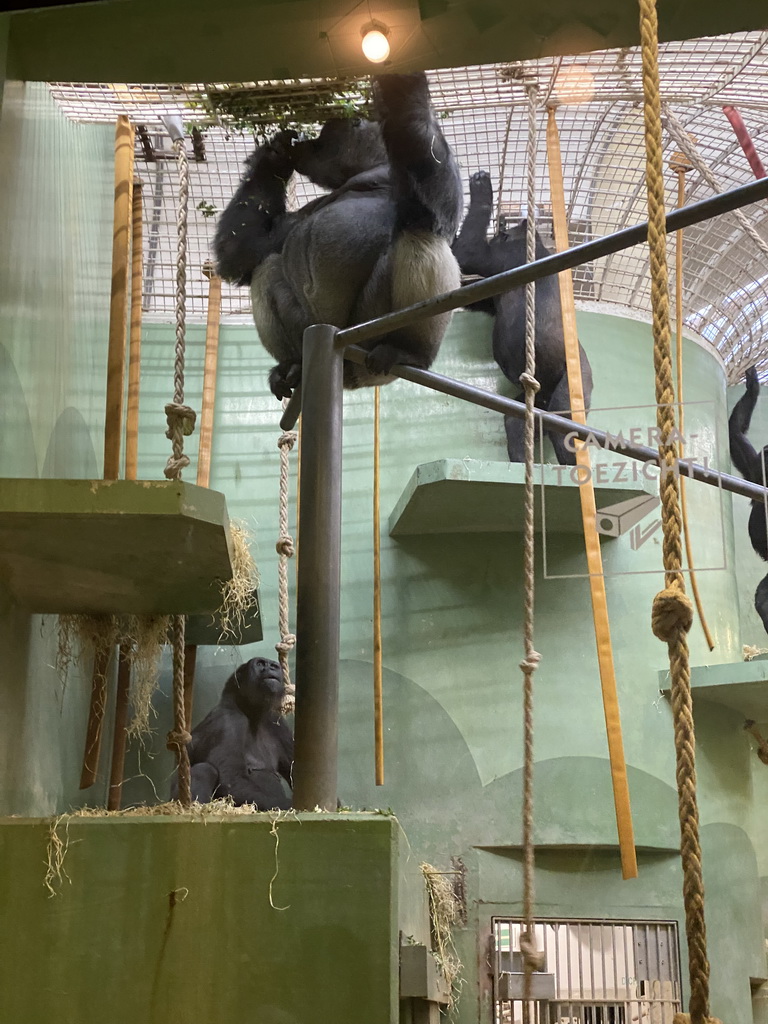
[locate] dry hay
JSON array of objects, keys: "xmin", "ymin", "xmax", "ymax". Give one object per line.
[
  {"xmin": 56, "ymin": 614, "xmax": 171, "ymax": 739},
  {"xmin": 125, "ymin": 615, "xmax": 172, "ymax": 739},
  {"xmin": 421, "ymin": 862, "xmax": 464, "ymax": 1008},
  {"xmin": 217, "ymin": 519, "xmax": 261, "ymax": 642},
  {"xmin": 743, "ymin": 643, "xmax": 768, "ymax": 661}
]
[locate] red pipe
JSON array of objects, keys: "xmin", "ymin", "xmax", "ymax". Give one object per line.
[{"xmin": 723, "ymin": 105, "xmax": 766, "ymax": 179}]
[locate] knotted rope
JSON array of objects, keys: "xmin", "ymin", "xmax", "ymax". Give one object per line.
[
  {"xmin": 163, "ymin": 129, "xmax": 194, "ymax": 807},
  {"xmin": 276, "ymin": 400, "xmax": 298, "ymax": 711},
  {"xmin": 164, "ymin": 135, "xmax": 196, "ymax": 482},
  {"xmin": 166, "ymin": 615, "xmax": 192, "ymax": 805},
  {"xmin": 519, "ymin": 77, "xmax": 545, "ymax": 1017},
  {"xmin": 638, "ymin": 1, "xmax": 714, "ymax": 1020}
]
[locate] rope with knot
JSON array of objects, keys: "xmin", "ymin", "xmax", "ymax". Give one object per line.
[
  {"xmin": 519, "ymin": 76, "xmax": 545, "ymax": 1016},
  {"xmin": 638, "ymin": 0, "xmax": 713, "ymax": 1019},
  {"xmin": 164, "ymin": 135, "xmax": 196, "ymax": 484},
  {"xmin": 163, "ymin": 131, "xmax": 194, "ymax": 806},
  {"xmin": 276, "ymin": 402, "xmax": 298, "ymax": 711},
  {"xmin": 166, "ymin": 615, "xmax": 192, "ymax": 805}
]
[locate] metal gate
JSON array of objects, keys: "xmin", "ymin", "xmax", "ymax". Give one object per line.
[{"xmin": 492, "ymin": 918, "xmax": 682, "ymax": 1023}]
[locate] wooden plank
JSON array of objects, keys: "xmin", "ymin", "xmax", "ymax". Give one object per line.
[
  {"xmin": 103, "ymin": 116, "xmax": 135, "ymax": 481},
  {"xmin": 124, "ymin": 179, "xmax": 143, "ymax": 480},
  {"xmin": 0, "ymin": 479, "xmax": 234, "ymax": 616}
]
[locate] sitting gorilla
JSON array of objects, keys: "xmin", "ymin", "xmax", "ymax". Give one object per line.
[
  {"xmin": 451, "ymin": 170, "xmax": 593, "ymax": 466},
  {"xmin": 171, "ymin": 657, "xmax": 293, "ymax": 809},
  {"xmin": 729, "ymin": 365, "xmax": 768, "ymax": 634},
  {"xmin": 214, "ymin": 72, "xmax": 463, "ymax": 399}
]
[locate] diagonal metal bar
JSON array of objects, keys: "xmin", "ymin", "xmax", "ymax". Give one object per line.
[
  {"xmin": 335, "ymin": 176, "xmax": 768, "ymax": 349},
  {"xmin": 283, "ymin": 342, "xmax": 766, "ymax": 503}
]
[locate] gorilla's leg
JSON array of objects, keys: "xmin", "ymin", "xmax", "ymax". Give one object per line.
[
  {"xmin": 228, "ymin": 770, "xmax": 292, "ymax": 811},
  {"xmin": 546, "ymin": 372, "xmax": 583, "ymax": 466},
  {"xmin": 504, "ymin": 396, "xmax": 527, "ymax": 463},
  {"xmin": 452, "ymin": 171, "xmax": 496, "ymax": 281},
  {"xmin": 756, "ymin": 574, "xmax": 768, "ymax": 635},
  {"xmin": 190, "ymin": 763, "xmax": 220, "ymax": 803}
]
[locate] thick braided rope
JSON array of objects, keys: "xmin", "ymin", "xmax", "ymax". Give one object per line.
[
  {"xmin": 638, "ymin": 2, "xmax": 711, "ymax": 1021},
  {"xmin": 166, "ymin": 614, "xmax": 192, "ymax": 805},
  {"xmin": 276, "ymin": 399, "xmax": 298, "ymax": 714},
  {"xmin": 519, "ymin": 78, "xmax": 545, "ymax": 1015},
  {"xmin": 164, "ymin": 136, "xmax": 196, "ymax": 481},
  {"xmin": 663, "ymin": 104, "xmax": 768, "ymax": 264}
]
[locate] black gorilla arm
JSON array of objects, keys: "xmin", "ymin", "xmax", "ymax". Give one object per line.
[
  {"xmin": 729, "ymin": 365, "xmax": 763, "ymax": 482},
  {"xmin": 213, "ymin": 131, "xmax": 297, "ymax": 285}
]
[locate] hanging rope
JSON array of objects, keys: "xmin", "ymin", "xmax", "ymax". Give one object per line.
[
  {"xmin": 670, "ymin": 154, "xmax": 715, "ymax": 651},
  {"xmin": 166, "ymin": 615, "xmax": 192, "ymax": 805},
  {"xmin": 164, "ymin": 134, "xmax": 196, "ymax": 481},
  {"xmin": 638, "ymin": 4, "xmax": 717, "ymax": 1022},
  {"xmin": 276, "ymin": 399, "xmax": 298, "ymax": 706},
  {"xmin": 518, "ymin": 76, "xmax": 545, "ymax": 1018},
  {"xmin": 162, "ymin": 125, "xmax": 194, "ymax": 807}
]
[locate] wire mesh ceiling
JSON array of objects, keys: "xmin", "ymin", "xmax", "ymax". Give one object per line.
[{"xmin": 48, "ymin": 30, "xmax": 768, "ymax": 383}]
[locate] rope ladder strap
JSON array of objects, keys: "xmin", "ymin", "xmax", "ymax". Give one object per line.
[
  {"xmin": 638, "ymin": 1, "xmax": 718, "ymax": 1021},
  {"xmin": 518, "ymin": 75, "xmax": 545, "ymax": 1014}
]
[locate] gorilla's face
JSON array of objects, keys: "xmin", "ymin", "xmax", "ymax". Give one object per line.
[
  {"xmin": 291, "ymin": 118, "xmax": 387, "ymax": 190},
  {"xmin": 229, "ymin": 657, "xmax": 285, "ymax": 715}
]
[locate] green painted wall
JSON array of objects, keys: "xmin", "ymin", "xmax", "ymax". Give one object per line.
[
  {"xmin": 0, "ymin": 82, "xmax": 114, "ymax": 813},
  {"xmin": 0, "ymin": 814, "xmax": 400, "ymax": 1024}
]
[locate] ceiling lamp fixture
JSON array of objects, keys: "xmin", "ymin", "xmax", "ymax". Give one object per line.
[{"xmin": 361, "ymin": 22, "xmax": 390, "ymax": 64}]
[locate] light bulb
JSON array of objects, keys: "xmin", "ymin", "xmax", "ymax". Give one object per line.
[{"xmin": 362, "ymin": 29, "xmax": 390, "ymax": 63}]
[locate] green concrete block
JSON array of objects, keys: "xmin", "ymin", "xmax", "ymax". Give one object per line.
[
  {"xmin": 0, "ymin": 478, "xmax": 236, "ymax": 616},
  {"xmin": 658, "ymin": 659, "xmax": 768, "ymax": 721},
  {"xmin": 0, "ymin": 813, "xmax": 399, "ymax": 1024},
  {"xmin": 389, "ymin": 458, "xmax": 653, "ymax": 536}
]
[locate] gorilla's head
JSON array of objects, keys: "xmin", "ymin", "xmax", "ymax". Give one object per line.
[
  {"xmin": 225, "ymin": 657, "xmax": 286, "ymax": 717},
  {"xmin": 290, "ymin": 117, "xmax": 387, "ymax": 190}
]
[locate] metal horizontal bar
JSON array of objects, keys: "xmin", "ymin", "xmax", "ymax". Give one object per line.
[
  {"xmin": 336, "ymin": 345, "xmax": 765, "ymax": 503},
  {"xmin": 335, "ymin": 176, "xmax": 768, "ymax": 349}
]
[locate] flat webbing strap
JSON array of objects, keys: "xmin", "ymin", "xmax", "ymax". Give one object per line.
[
  {"xmin": 638, "ymin": 0, "xmax": 715, "ymax": 1021},
  {"xmin": 546, "ymin": 108, "xmax": 638, "ymax": 881}
]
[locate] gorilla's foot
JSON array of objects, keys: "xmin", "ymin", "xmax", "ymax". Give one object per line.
[
  {"xmin": 469, "ymin": 170, "xmax": 493, "ymax": 204},
  {"xmin": 269, "ymin": 360, "xmax": 302, "ymax": 400},
  {"xmin": 364, "ymin": 343, "xmax": 428, "ymax": 377}
]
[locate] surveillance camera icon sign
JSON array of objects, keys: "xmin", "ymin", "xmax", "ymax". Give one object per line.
[{"xmin": 595, "ymin": 493, "xmax": 661, "ymax": 550}]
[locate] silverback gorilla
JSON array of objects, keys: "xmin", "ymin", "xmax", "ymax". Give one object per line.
[
  {"xmin": 729, "ymin": 365, "xmax": 768, "ymax": 634},
  {"xmin": 214, "ymin": 73, "xmax": 463, "ymax": 399},
  {"xmin": 452, "ymin": 170, "xmax": 593, "ymax": 466},
  {"xmin": 171, "ymin": 657, "xmax": 293, "ymax": 809}
]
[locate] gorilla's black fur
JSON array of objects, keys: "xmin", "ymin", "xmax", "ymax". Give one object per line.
[
  {"xmin": 171, "ymin": 657, "xmax": 293, "ymax": 809},
  {"xmin": 214, "ymin": 73, "xmax": 463, "ymax": 400},
  {"xmin": 452, "ymin": 170, "xmax": 593, "ymax": 465},
  {"xmin": 729, "ymin": 365, "xmax": 768, "ymax": 634}
]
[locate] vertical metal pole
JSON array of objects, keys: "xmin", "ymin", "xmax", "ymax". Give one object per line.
[{"xmin": 292, "ymin": 324, "xmax": 344, "ymax": 811}]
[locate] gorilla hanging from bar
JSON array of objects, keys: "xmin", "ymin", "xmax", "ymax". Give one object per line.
[
  {"xmin": 171, "ymin": 657, "xmax": 294, "ymax": 809},
  {"xmin": 214, "ymin": 73, "xmax": 463, "ymax": 399},
  {"xmin": 729, "ymin": 365, "xmax": 768, "ymax": 634}
]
